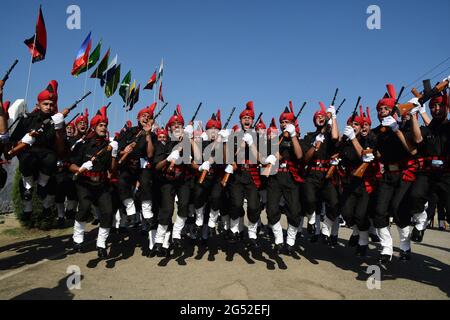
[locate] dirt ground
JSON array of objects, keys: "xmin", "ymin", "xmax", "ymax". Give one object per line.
[{"xmin": 0, "ymin": 212, "xmax": 449, "ymax": 300}]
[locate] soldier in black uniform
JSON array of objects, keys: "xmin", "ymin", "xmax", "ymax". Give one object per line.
[
  {"xmin": 408, "ymin": 87, "xmax": 450, "ymax": 245},
  {"xmin": 372, "ymin": 84, "xmax": 417, "ymax": 264},
  {"xmin": 337, "ymin": 107, "xmax": 377, "ymax": 257},
  {"xmin": 0, "ymin": 81, "xmax": 10, "ymax": 189},
  {"xmin": 116, "ymin": 104, "xmax": 155, "ymax": 228},
  {"xmin": 152, "ymin": 105, "xmax": 193, "ymax": 256},
  {"xmin": 69, "ymin": 105, "xmax": 117, "ymax": 258},
  {"xmin": 300, "ymin": 102, "xmax": 339, "ymax": 245},
  {"xmin": 9, "ymin": 80, "xmax": 66, "ymax": 220},
  {"xmin": 263, "ymin": 105, "xmax": 303, "ymax": 254}
]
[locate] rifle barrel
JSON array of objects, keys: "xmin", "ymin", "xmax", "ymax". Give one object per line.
[
  {"xmin": 331, "ymin": 88, "xmax": 339, "ymax": 106},
  {"xmin": 2, "ymin": 59, "xmax": 19, "ymax": 82}
]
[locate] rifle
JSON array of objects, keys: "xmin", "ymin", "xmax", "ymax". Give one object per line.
[
  {"xmin": 2, "ymin": 59, "xmax": 19, "ymax": 83},
  {"xmin": 335, "ymin": 99, "xmax": 346, "ymax": 115},
  {"xmin": 331, "ymin": 88, "xmax": 339, "ymax": 106},
  {"xmin": 351, "ymin": 148, "xmax": 374, "ymax": 178},
  {"xmin": 72, "ymin": 143, "xmax": 113, "ymax": 179},
  {"xmin": 198, "ymin": 107, "xmax": 236, "ymax": 184},
  {"xmin": 261, "ymin": 102, "xmax": 307, "ymax": 177},
  {"xmin": 221, "ymin": 112, "xmax": 262, "ymax": 187},
  {"xmin": 324, "ymin": 96, "xmax": 361, "ymax": 179},
  {"xmin": 167, "ymin": 102, "xmax": 203, "ymax": 172},
  {"xmin": 8, "ymin": 91, "xmax": 92, "ymax": 158},
  {"xmin": 66, "ymin": 112, "xmax": 80, "ymax": 127},
  {"xmin": 117, "ymin": 102, "xmax": 168, "ymax": 165}
]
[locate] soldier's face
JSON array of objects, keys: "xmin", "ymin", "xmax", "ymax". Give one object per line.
[
  {"xmin": 315, "ymin": 115, "xmax": 326, "ymax": 127},
  {"xmin": 351, "ymin": 121, "xmax": 361, "ymax": 135},
  {"xmin": 361, "ymin": 123, "xmax": 370, "ymax": 136},
  {"xmin": 170, "ymin": 121, "xmax": 183, "ymax": 139},
  {"xmin": 139, "ymin": 113, "xmax": 150, "ymax": 127},
  {"xmin": 95, "ymin": 122, "xmax": 108, "ymax": 137},
  {"xmin": 208, "ymin": 127, "xmax": 219, "ymax": 140},
  {"xmin": 158, "ymin": 134, "xmax": 168, "ymax": 143},
  {"xmin": 429, "ymin": 103, "xmax": 448, "ymax": 120},
  {"xmin": 77, "ymin": 121, "xmax": 87, "ymax": 133},
  {"xmin": 280, "ymin": 120, "xmax": 291, "ymax": 131},
  {"xmin": 241, "ymin": 116, "xmax": 253, "ymax": 130},
  {"xmin": 66, "ymin": 126, "xmax": 74, "ymax": 137},
  {"xmin": 377, "ymin": 105, "xmax": 391, "ymax": 119},
  {"xmin": 38, "ymin": 100, "xmax": 55, "ymax": 114}
]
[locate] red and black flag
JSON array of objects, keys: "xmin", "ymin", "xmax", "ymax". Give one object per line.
[
  {"xmin": 24, "ymin": 6, "xmax": 47, "ymax": 63},
  {"xmin": 144, "ymin": 70, "xmax": 157, "ymax": 90},
  {"xmin": 158, "ymin": 81, "xmax": 164, "ymax": 102}
]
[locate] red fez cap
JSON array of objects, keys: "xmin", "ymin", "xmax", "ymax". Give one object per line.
[
  {"xmin": 206, "ymin": 109, "xmax": 222, "ymax": 130},
  {"xmin": 239, "ymin": 101, "xmax": 255, "ymax": 119},
  {"xmin": 377, "ymin": 84, "xmax": 397, "ymax": 110},
  {"xmin": 90, "ymin": 105, "xmax": 109, "ymax": 128}
]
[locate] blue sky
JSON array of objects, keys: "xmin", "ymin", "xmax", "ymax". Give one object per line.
[{"xmin": 1, "ymin": 0, "xmax": 450, "ymax": 134}]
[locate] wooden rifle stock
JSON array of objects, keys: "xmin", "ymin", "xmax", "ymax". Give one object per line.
[
  {"xmin": 325, "ymin": 153, "xmax": 340, "ymax": 179},
  {"xmin": 73, "ymin": 145, "xmax": 112, "ymax": 178},
  {"xmin": 352, "ymin": 148, "xmax": 374, "ymax": 178},
  {"xmin": 117, "ymin": 130, "xmax": 145, "ymax": 165}
]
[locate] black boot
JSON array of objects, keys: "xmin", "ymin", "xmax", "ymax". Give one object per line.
[
  {"xmin": 285, "ymin": 244, "xmax": 296, "ymax": 255},
  {"xmin": 321, "ymin": 234, "xmax": 330, "ymax": 245},
  {"xmin": 127, "ymin": 214, "xmax": 139, "ymax": 229},
  {"xmin": 229, "ymin": 232, "xmax": 240, "ymax": 243},
  {"xmin": 248, "ymin": 238, "xmax": 260, "ymax": 249},
  {"xmin": 307, "ymin": 223, "xmax": 316, "ymax": 235},
  {"xmin": 36, "ymin": 185, "xmax": 47, "ymax": 200},
  {"xmin": 273, "ymin": 243, "xmax": 283, "ymax": 254},
  {"xmin": 73, "ymin": 242, "xmax": 83, "ymax": 253},
  {"xmin": 310, "ymin": 234, "xmax": 319, "ymax": 243},
  {"xmin": 355, "ymin": 245, "xmax": 368, "ymax": 257},
  {"xmin": 57, "ymin": 217, "xmax": 65, "ymax": 229},
  {"xmin": 329, "ymin": 235, "xmax": 338, "ymax": 247},
  {"xmin": 399, "ymin": 249, "xmax": 411, "ymax": 261},
  {"xmin": 348, "ymin": 235, "xmax": 359, "ymax": 247},
  {"xmin": 23, "ymin": 189, "xmax": 33, "ymax": 201},
  {"xmin": 91, "ymin": 218, "xmax": 100, "ymax": 226},
  {"xmin": 172, "ymin": 238, "xmax": 183, "ymax": 250},
  {"xmin": 208, "ymin": 227, "xmax": 216, "ymax": 238},
  {"xmin": 411, "ymin": 227, "xmax": 425, "ymax": 243},
  {"xmin": 65, "ymin": 210, "xmax": 76, "ymax": 220},
  {"xmin": 223, "ymin": 229, "xmax": 231, "ymax": 241},
  {"xmin": 97, "ymin": 247, "xmax": 108, "ymax": 259},
  {"xmin": 378, "ymin": 254, "xmax": 392, "ymax": 266}
]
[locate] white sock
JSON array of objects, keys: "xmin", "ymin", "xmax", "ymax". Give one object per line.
[
  {"xmin": 37, "ymin": 172, "xmax": 50, "ymax": 187},
  {"xmin": 155, "ymin": 224, "xmax": 168, "ymax": 244},
  {"xmin": 230, "ymin": 218, "xmax": 240, "ymax": 234},
  {"xmin": 208, "ymin": 209, "xmax": 220, "ymax": 228},
  {"xmin": 56, "ymin": 203, "xmax": 65, "ymax": 218},
  {"xmin": 358, "ymin": 231, "xmax": 369, "ymax": 246},
  {"xmin": 307, "ymin": 212, "xmax": 316, "ymax": 225},
  {"xmin": 96, "ymin": 227, "xmax": 110, "ymax": 249},
  {"xmin": 22, "ymin": 176, "xmax": 34, "ymax": 190},
  {"xmin": 321, "ymin": 216, "xmax": 333, "ymax": 237},
  {"xmin": 377, "ymin": 226, "xmax": 393, "ymax": 256},
  {"xmin": 123, "ymin": 198, "xmax": 136, "ymax": 216},
  {"xmin": 397, "ymin": 225, "xmax": 411, "ymax": 252},
  {"xmin": 195, "ymin": 206, "xmax": 205, "ymax": 227},
  {"xmin": 172, "ymin": 215, "xmax": 187, "ymax": 240},
  {"xmin": 163, "ymin": 231, "xmax": 171, "ymax": 249},
  {"xmin": 247, "ymin": 222, "xmax": 258, "ymax": 240},
  {"xmin": 141, "ymin": 200, "xmax": 153, "ymax": 219},
  {"xmin": 73, "ymin": 221, "xmax": 86, "ymax": 244},
  {"xmin": 413, "ymin": 211, "xmax": 428, "ymax": 231},
  {"xmin": 113, "ymin": 209, "xmax": 121, "ymax": 229},
  {"xmin": 148, "ymin": 229, "xmax": 157, "ymax": 250},
  {"xmin": 286, "ymin": 224, "xmax": 298, "ymax": 246},
  {"xmin": 271, "ymin": 222, "xmax": 284, "ymax": 245}
]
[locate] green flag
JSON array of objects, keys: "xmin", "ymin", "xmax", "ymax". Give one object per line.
[
  {"xmin": 119, "ymin": 70, "xmax": 131, "ymax": 103},
  {"xmin": 90, "ymin": 48, "xmax": 110, "ymax": 79},
  {"xmin": 74, "ymin": 40, "xmax": 102, "ymax": 76},
  {"xmin": 105, "ymin": 64, "xmax": 120, "ymax": 98}
]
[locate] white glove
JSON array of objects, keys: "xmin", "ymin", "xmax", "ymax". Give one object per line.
[
  {"xmin": 166, "ymin": 150, "xmax": 180, "ymax": 162},
  {"xmin": 225, "ymin": 164, "xmax": 234, "ymax": 174},
  {"xmin": 419, "ymin": 103, "xmax": 427, "ymax": 114},
  {"xmin": 442, "ymin": 76, "xmax": 450, "ymax": 88},
  {"xmin": 408, "ymin": 98, "xmax": 421, "ymax": 115},
  {"xmin": 362, "ymin": 153, "xmax": 375, "ymax": 163},
  {"xmin": 80, "ymin": 160, "xmax": 93, "ymax": 171},
  {"xmin": 313, "ymin": 133, "xmax": 325, "ymax": 147},
  {"xmin": 382, "ymin": 116, "xmax": 399, "ymax": 132},
  {"xmin": 198, "ymin": 161, "xmax": 210, "ymax": 172},
  {"xmin": 0, "ymin": 133, "xmax": 9, "ymax": 143},
  {"xmin": 21, "ymin": 133, "xmax": 36, "ymax": 146},
  {"xmin": 327, "ymin": 105, "xmax": 336, "ymax": 119},
  {"xmin": 284, "ymin": 124, "xmax": 296, "ymax": 137},
  {"xmin": 327, "ymin": 119, "xmax": 333, "ymax": 126},
  {"xmin": 184, "ymin": 125, "xmax": 194, "ymax": 138},
  {"xmin": 200, "ymin": 132, "xmax": 208, "ymax": 141},
  {"xmin": 51, "ymin": 113, "xmax": 65, "ymax": 130},
  {"xmin": 242, "ymin": 132, "xmax": 254, "ymax": 146},
  {"xmin": 109, "ymin": 141, "xmax": 118, "ymax": 158},
  {"xmin": 218, "ymin": 129, "xmax": 230, "ymax": 142},
  {"xmin": 330, "ymin": 158, "xmax": 341, "ymax": 166},
  {"xmin": 343, "ymin": 125, "xmax": 356, "ymax": 140},
  {"xmin": 263, "ymin": 155, "xmax": 277, "ymax": 166}
]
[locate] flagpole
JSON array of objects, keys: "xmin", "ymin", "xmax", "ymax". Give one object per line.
[
  {"xmin": 24, "ymin": 33, "xmax": 37, "ymax": 109},
  {"xmin": 82, "ymin": 41, "xmax": 91, "ymax": 112}
]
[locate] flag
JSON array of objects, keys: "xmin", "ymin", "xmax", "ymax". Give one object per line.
[
  {"xmin": 73, "ymin": 40, "xmax": 101, "ymax": 76},
  {"xmin": 156, "ymin": 58, "xmax": 164, "ymax": 82},
  {"xmin": 158, "ymin": 81, "xmax": 164, "ymax": 102},
  {"xmin": 100, "ymin": 54, "xmax": 118, "ymax": 87},
  {"xmin": 144, "ymin": 70, "xmax": 157, "ymax": 90},
  {"xmin": 105, "ymin": 64, "xmax": 121, "ymax": 98},
  {"xmin": 127, "ymin": 84, "xmax": 140, "ymax": 112},
  {"xmin": 71, "ymin": 32, "xmax": 92, "ymax": 75},
  {"xmin": 125, "ymin": 80, "xmax": 136, "ymax": 108},
  {"xmin": 119, "ymin": 70, "xmax": 132, "ymax": 103},
  {"xmin": 24, "ymin": 5, "xmax": 47, "ymax": 63},
  {"xmin": 90, "ymin": 48, "xmax": 110, "ymax": 79}
]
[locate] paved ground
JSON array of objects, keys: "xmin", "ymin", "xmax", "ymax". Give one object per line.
[{"xmin": 0, "ymin": 213, "xmax": 449, "ymax": 300}]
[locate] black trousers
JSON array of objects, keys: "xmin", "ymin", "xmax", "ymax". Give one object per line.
[
  {"xmin": 138, "ymin": 168, "xmax": 153, "ymax": 202},
  {"xmin": 228, "ymin": 171, "xmax": 261, "ymax": 224},
  {"xmin": 301, "ymin": 171, "xmax": 339, "ymax": 221},
  {"xmin": 374, "ymin": 172, "xmax": 412, "ymax": 229},
  {"xmin": 408, "ymin": 172, "xmax": 450, "ymax": 218},
  {"xmin": 340, "ymin": 179, "xmax": 371, "ymax": 231},
  {"xmin": 75, "ymin": 179, "xmax": 113, "ymax": 229},
  {"xmin": 266, "ymin": 172, "xmax": 302, "ymax": 227},
  {"xmin": 194, "ymin": 176, "xmax": 222, "ymax": 211},
  {"xmin": 18, "ymin": 148, "xmax": 57, "ymax": 177},
  {"xmin": 426, "ymin": 191, "xmax": 448, "ymax": 222},
  {"xmin": 55, "ymin": 171, "xmax": 77, "ymax": 203},
  {"xmin": 158, "ymin": 179, "xmax": 191, "ymax": 226}
]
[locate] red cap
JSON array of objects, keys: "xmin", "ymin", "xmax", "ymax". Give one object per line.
[
  {"xmin": 313, "ymin": 102, "xmax": 327, "ymax": 123},
  {"xmin": 156, "ymin": 128, "xmax": 168, "ymax": 137},
  {"xmin": 90, "ymin": 105, "xmax": 109, "ymax": 128},
  {"xmin": 429, "ymin": 93, "xmax": 449, "ymax": 108},
  {"xmin": 2, "ymin": 100, "xmax": 10, "ymax": 118},
  {"xmin": 347, "ymin": 105, "xmax": 365, "ymax": 126},
  {"xmin": 280, "ymin": 101, "xmax": 295, "ymax": 123},
  {"xmin": 37, "ymin": 80, "xmax": 58, "ymax": 110},
  {"xmin": 364, "ymin": 106, "xmax": 372, "ymax": 126},
  {"xmin": 377, "ymin": 84, "xmax": 397, "ymax": 110},
  {"xmin": 239, "ymin": 101, "xmax": 255, "ymax": 119},
  {"xmin": 137, "ymin": 102, "xmax": 157, "ymax": 120},
  {"xmin": 255, "ymin": 118, "xmax": 266, "ymax": 130},
  {"xmin": 75, "ymin": 108, "xmax": 89, "ymax": 126},
  {"xmin": 267, "ymin": 117, "xmax": 278, "ymax": 136},
  {"xmin": 206, "ymin": 109, "xmax": 222, "ymax": 129},
  {"xmin": 166, "ymin": 104, "xmax": 184, "ymax": 128}
]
